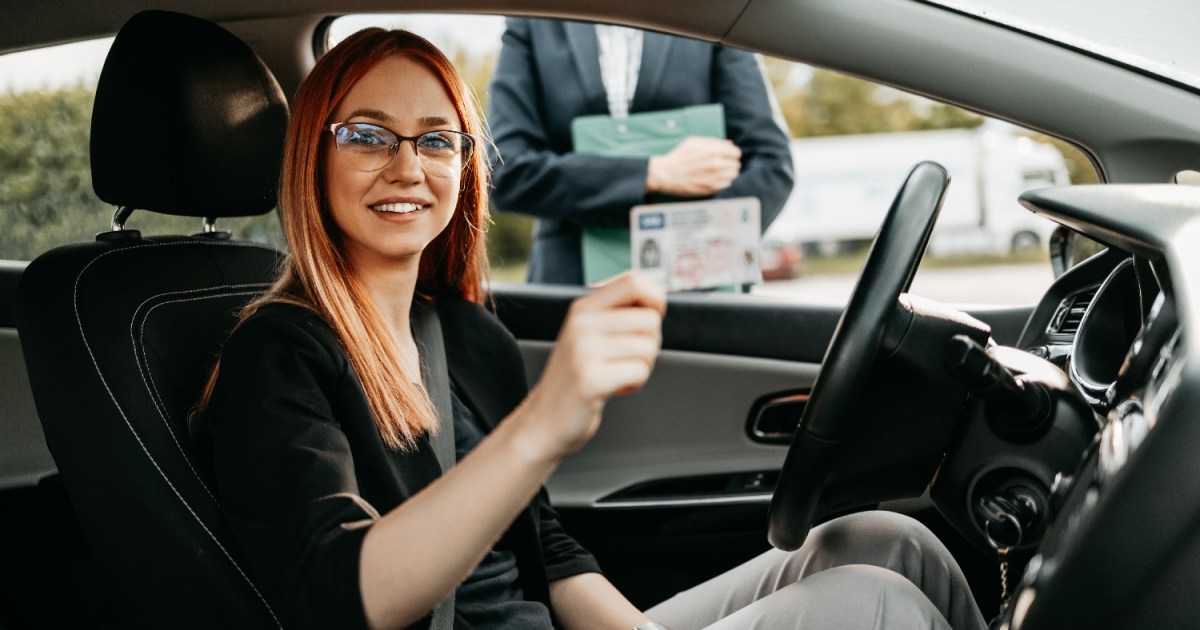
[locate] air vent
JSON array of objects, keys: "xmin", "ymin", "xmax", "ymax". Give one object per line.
[{"xmin": 1047, "ymin": 286, "xmax": 1099, "ymax": 335}]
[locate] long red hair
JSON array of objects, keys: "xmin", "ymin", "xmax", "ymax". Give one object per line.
[{"xmin": 202, "ymin": 28, "xmax": 491, "ymax": 450}]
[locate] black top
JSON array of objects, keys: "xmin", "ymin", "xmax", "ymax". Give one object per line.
[
  {"xmin": 451, "ymin": 382, "xmax": 553, "ymax": 629},
  {"xmin": 204, "ymin": 298, "xmax": 599, "ymax": 629}
]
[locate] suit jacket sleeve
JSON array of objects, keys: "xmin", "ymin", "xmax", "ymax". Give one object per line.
[
  {"xmin": 205, "ymin": 313, "xmax": 373, "ymax": 630},
  {"xmin": 488, "ymin": 18, "xmax": 653, "ymax": 224},
  {"xmin": 710, "ymin": 46, "xmax": 795, "ymax": 230}
]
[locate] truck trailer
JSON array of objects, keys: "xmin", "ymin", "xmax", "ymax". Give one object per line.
[{"xmin": 765, "ymin": 126, "xmax": 1070, "ymax": 256}]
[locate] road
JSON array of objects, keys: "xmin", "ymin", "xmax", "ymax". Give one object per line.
[{"xmin": 752, "ymin": 262, "xmax": 1056, "ymax": 306}]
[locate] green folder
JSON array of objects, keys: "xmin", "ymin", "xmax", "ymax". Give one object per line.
[{"xmin": 570, "ymin": 103, "xmax": 726, "ymax": 284}]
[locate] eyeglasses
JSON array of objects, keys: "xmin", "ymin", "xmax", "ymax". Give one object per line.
[{"xmin": 327, "ymin": 122, "xmax": 475, "ymax": 178}]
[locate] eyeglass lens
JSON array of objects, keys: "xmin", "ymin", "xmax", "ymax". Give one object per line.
[{"xmin": 332, "ymin": 122, "xmax": 472, "ymax": 177}]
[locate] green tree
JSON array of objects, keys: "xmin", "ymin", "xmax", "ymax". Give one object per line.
[
  {"xmin": 910, "ymin": 103, "xmax": 989, "ymax": 131},
  {"xmin": 0, "ymin": 84, "xmax": 285, "ymax": 262},
  {"xmin": 764, "ymin": 62, "xmax": 986, "ymax": 138},
  {"xmin": 761, "ymin": 58, "xmax": 1106, "ymax": 188},
  {"xmin": 763, "ymin": 61, "xmax": 1098, "ymax": 188},
  {"xmin": 1045, "ymin": 138, "xmax": 1101, "ymax": 185},
  {"xmin": 440, "ymin": 45, "xmax": 534, "ymax": 271},
  {"xmin": 449, "ymin": 48, "xmax": 497, "ymax": 115},
  {"xmin": 0, "ymin": 85, "xmax": 106, "ymax": 259}
]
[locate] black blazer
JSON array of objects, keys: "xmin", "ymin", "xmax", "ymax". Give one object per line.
[
  {"xmin": 204, "ymin": 298, "xmax": 599, "ymax": 629},
  {"xmin": 487, "ymin": 17, "xmax": 795, "ymax": 284}
]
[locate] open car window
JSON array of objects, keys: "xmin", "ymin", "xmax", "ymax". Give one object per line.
[
  {"xmin": 328, "ymin": 13, "xmax": 1098, "ymax": 307},
  {"xmin": 0, "ymin": 14, "xmax": 1101, "ymax": 304},
  {"xmin": 0, "ymin": 38, "xmax": 287, "ymax": 263}
]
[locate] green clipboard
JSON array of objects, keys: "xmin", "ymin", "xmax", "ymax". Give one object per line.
[{"xmin": 571, "ymin": 103, "xmax": 726, "ymax": 284}]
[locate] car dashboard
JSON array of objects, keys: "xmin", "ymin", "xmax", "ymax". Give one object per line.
[{"xmin": 999, "ymin": 184, "xmax": 1200, "ymax": 629}]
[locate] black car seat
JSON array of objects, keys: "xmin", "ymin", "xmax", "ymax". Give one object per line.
[{"xmin": 16, "ymin": 10, "xmax": 287, "ymax": 627}]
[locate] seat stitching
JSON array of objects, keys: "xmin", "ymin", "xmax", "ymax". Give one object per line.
[
  {"xmin": 71, "ymin": 240, "xmax": 284, "ymax": 627},
  {"xmin": 131, "ymin": 285, "xmax": 272, "ymax": 505}
]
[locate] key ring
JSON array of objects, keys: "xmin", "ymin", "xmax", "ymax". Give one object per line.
[{"xmin": 985, "ymin": 511, "xmax": 1023, "ymax": 551}]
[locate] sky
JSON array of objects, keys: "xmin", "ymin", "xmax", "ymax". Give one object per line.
[
  {"xmin": 0, "ymin": 14, "xmax": 507, "ymax": 94},
  {"xmin": 328, "ymin": 14, "xmax": 506, "ymax": 55},
  {"xmin": 0, "ymin": 37, "xmax": 113, "ymax": 93}
]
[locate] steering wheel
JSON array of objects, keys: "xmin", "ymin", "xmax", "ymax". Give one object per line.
[{"xmin": 768, "ymin": 161, "xmax": 950, "ymax": 551}]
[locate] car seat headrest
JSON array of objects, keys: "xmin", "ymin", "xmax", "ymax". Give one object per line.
[{"xmin": 90, "ymin": 10, "xmax": 288, "ymax": 218}]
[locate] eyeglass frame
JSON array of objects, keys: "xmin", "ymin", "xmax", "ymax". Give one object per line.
[{"xmin": 326, "ymin": 121, "xmax": 476, "ymax": 175}]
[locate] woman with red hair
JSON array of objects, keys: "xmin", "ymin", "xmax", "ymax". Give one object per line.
[{"xmin": 200, "ymin": 28, "xmax": 984, "ymax": 630}]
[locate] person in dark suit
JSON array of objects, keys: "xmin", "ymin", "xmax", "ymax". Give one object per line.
[
  {"xmin": 488, "ymin": 18, "xmax": 795, "ymax": 285},
  {"xmin": 199, "ymin": 27, "xmax": 984, "ymax": 630}
]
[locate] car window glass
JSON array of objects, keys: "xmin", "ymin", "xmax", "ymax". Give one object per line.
[
  {"xmin": 341, "ymin": 14, "xmax": 1099, "ymax": 306},
  {"xmin": 0, "ymin": 38, "xmax": 286, "ymax": 263}
]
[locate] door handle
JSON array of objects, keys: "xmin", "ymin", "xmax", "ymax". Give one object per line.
[{"xmin": 748, "ymin": 392, "xmax": 809, "ymax": 443}]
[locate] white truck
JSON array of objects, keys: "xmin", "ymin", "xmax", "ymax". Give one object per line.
[{"xmin": 764, "ymin": 125, "xmax": 1070, "ymax": 256}]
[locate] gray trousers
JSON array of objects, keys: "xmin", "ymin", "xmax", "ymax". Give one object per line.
[{"xmin": 644, "ymin": 511, "xmax": 987, "ymax": 630}]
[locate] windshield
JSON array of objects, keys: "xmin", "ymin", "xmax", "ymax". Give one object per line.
[{"xmin": 926, "ymin": 0, "xmax": 1200, "ymax": 89}]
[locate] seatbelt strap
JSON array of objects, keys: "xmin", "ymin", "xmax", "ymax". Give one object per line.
[
  {"xmin": 411, "ymin": 299, "xmax": 455, "ymax": 630},
  {"xmin": 413, "ymin": 300, "xmax": 455, "ymax": 472}
]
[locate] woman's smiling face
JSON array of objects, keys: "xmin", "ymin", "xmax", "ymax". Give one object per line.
[{"xmin": 323, "ymin": 55, "xmax": 463, "ymax": 275}]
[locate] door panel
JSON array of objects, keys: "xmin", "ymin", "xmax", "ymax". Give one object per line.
[
  {"xmin": 521, "ymin": 341, "xmax": 817, "ymax": 508},
  {"xmin": 0, "ymin": 329, "xmax": 53, "ymax": 490},
  {"xmin": 0, "ymin": 261, "xmax": 55, "ymax": 490},
  {"xmin": 493, "ymin": 283, "xmax": 1036, "ymax": 607},
  {"xmin": 494, "ymin": 284, "xmax": 1043, "ymax": 507}
]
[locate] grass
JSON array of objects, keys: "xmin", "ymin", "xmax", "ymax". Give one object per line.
[
  {"xmin": 922, "ymin": 250, "xmax": 1049, "ymax": 268},
  {"xmin": 802, "ymin": 247, "xmax": 1049, "ymax": 277},
  {"xmin": 489, "ymin": 262, "xmax": 528, "ymax": 283}
]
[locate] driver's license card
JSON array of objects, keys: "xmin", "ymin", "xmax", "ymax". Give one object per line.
[{"xmin": 630, "ymin": 197, "xmax": 762, "ymax": 291}]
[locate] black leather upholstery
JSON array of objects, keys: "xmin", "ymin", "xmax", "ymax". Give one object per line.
[
  {"xmin": 17, "ymin": 10, "xmax": 286, "ymax": 628},
  {"xmin": 91, "ymin": 10, "xmax": 287, "ymax": 218}
]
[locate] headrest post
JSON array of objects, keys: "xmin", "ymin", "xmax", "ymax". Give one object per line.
[
  {"xmin": 203, "ymin": 217, "xmax": 219, "ymax": 233},
  {"xmin": 111, "ymin": 206, "xmax": 135, "ymax": 232}
]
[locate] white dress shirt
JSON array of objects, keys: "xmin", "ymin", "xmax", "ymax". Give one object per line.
[{"xmin": 595, "ymin": 24, "xmax": 644, "ymax": 119}]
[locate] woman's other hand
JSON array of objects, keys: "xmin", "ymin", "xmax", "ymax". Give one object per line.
[{"xmin": 515, "ymin": 272, "xmax": 666, "ymax": 460}]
